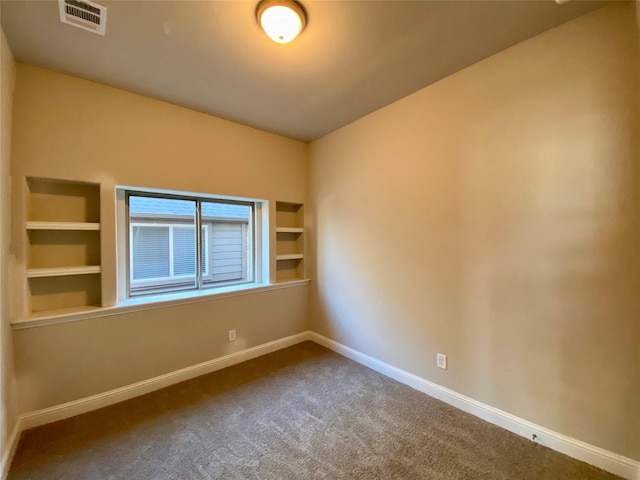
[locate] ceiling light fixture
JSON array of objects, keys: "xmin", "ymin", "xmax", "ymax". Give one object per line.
[{"xmin": 256, "ymin": 0, "xmax": 307, "ymax": 44}]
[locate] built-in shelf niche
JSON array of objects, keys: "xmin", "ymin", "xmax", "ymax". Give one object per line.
[
  {"xmin": 26, "ymin": 177, "xmax": 102, "ymax": 314},
  {"xmin": 275, "ymin": 201, "xmax": 304, "ymax": 283}
]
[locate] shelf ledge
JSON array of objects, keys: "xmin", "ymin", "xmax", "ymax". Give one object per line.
[
  {"xmin": 26, "ymin": 221, "xmax": 100, "ymax": 231},
  {"xmin": 26, "ymin": 266, "xmax": 101, "ymax": 278},
  {"xmin": 276, "ymin": 227, "xmax": 304, "ymax": 233},
  {"xmin": 12, "ymin": 279, "xmax": 310, "ymax": 330},
  {"xmin": 276, "ymin": 254, "xmax": 304, "ymax": 261}
]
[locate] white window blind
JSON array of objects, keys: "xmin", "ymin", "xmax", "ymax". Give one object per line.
[
  {"xmin": 131, "ymin": 226, "xmax": 170, "ymax": 280},
  {"xmin": 173, "ymin": 226, "xmax": 198, "ymax": 276}
]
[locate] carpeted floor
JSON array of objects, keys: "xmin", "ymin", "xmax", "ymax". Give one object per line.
[{"xmin": 9, "ymin": 341, "xmax": 622, "ymax": 479}]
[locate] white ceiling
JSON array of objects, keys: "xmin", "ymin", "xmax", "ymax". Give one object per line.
[{"xmin": 1, "ymin": 0, "xmax": 605, "ymax": 142}]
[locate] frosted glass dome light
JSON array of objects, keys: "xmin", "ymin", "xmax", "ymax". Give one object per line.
[{"xmin": 256, "ymin": 1, "xmax": 307, "ymax": 44}]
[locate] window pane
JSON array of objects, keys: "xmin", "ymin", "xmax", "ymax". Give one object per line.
[
  {"xmin": 129, "ymin": 196, "xmax": 196, "ymax": 294},
  {"xmin": 131, "ymin": 226, "xmax": 169, "ymax": 280},
  {"xmin": 201, "ymin": 202, "xmax": 252, "ymax": 285}
]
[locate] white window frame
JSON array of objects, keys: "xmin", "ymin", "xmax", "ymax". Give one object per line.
[
  {"xmin": 117, "ymin": 188, "xmax": 266, "ymax": 301},
  {"xmin": 129, "ymin": 223, "xmax": 210, "ymax": 289}
]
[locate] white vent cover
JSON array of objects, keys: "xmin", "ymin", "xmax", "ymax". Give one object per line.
[{"xmin": 58, "ymin": 0, "xmax": 107, "ymax": 36}]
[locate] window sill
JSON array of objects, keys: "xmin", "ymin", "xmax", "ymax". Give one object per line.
[{"xmin": 11, "ymin": 279, "xmax": 310, "ymax": 330}]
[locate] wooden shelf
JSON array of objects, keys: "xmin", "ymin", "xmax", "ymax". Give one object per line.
[
  {"xmin": 26, "ymin": 221, "xmax": 100, "ymax": 231},
  {"xmin": 26, "ymin": 266, "xmax": 101, "ymax": 278},
  {"xmin": 276, "ymin": 227, "xmax": 303, "ymax": 233},
  {"xmin": 276, "ymin": 254, "xmax": 304, "ymax": 261}
]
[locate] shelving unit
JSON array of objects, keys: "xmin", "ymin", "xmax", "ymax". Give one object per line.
[
  {"xmin": 26, "ymin": 177, "xmax": 102, "ymax": 314},
  {"xmin": 275, "ymin": 201, "xmax": 305, "ymax": 283}
]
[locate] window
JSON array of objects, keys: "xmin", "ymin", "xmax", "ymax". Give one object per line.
[{"xmin": 126, "ymin": 192, "xmax": 255, "ymax": 297}]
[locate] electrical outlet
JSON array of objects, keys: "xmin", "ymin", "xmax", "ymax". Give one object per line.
[
  {"xmin": 437, "ymin": 353, "xmax": 447, "ymax": 370},
  {"xmin": 228, "ymin": 330, "xmax": 236, "ymax": 342}
]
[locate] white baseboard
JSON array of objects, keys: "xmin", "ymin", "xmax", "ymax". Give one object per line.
[
  {"xmin": 20, "ymin": 332, "xmax": 311, "ymax": 431},
  {"xmin": 308, "ymin": 332, "xmax": 640, "ymax": 480},
  {"xmin": 0, "ymin": 418, "xmax": 22, "ymax": 480}
]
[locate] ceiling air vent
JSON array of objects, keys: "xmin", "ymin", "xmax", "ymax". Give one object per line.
[{"xmin": 58, "ymin": 0, "xmax": 107, "ymax": 36}]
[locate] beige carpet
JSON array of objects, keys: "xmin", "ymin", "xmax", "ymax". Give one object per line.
[{"xmin": 9, "ymin": 342, "xmax": 621, "ymax": 479}]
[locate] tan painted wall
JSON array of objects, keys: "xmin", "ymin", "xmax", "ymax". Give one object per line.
[
  {"xmin": 10, "ymin": 65, "xmax": 308, "ymax": 412},
  {"xmin": 0, "ymin": 25, "xmax": 17, "ymax": 464},
  {"xmin": 14, "ymin": 286, "xmax": 307, "ymax": 411},
  {"xmin": 309, "ymin": 3, "xmax": 640, "ymax": 460}
]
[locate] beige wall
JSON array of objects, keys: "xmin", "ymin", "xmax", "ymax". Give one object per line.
[
  {"xmin": 10, "ymin": 65, "xmax": 308, "ymax": 412},
  {"xmin": 309, "ymin": 3, "xmax": 639, "ymax": 460},
  {"xmin": 0, "ymin": 25, "xmax": 16, "ymax": 465},
  {"xmin": 14, "ymin": 286, "xmax": 307, "ymax": 411}
]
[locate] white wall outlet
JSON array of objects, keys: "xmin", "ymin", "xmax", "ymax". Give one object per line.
[
  {"xmin": 437, "ymin": 353, "xmax": 447, "ymax": 370},
  {"xmin": 228, "ymin": 329, "xmax": 236, "ymax": 342}
]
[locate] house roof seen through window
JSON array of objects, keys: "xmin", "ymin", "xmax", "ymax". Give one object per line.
[{"xmin": 130, "ymin": 196, "xmax": 250, "ymax": 220}]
